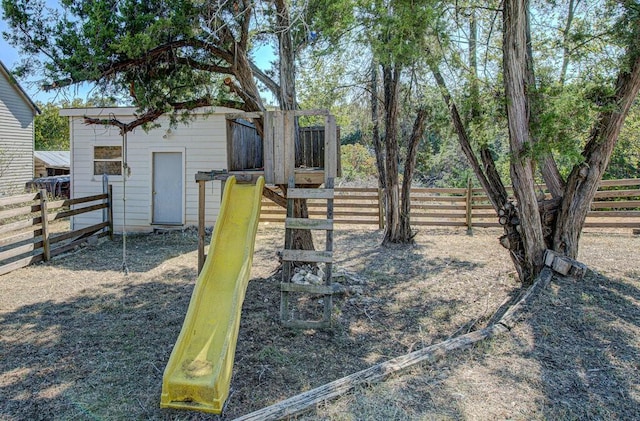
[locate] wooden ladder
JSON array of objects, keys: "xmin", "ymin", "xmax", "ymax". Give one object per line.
[{"xmin": 280, "ymin": 177, "xmax": 334, "ymax": 328}]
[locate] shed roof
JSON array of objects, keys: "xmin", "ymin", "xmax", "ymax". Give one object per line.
[
  {"xmin": 0, "ymin": 60, "xmax": 40, "ymax": 115},
  {"xmin": 34, "ymin": 150, "xmax": 70, "ymax": 169}
]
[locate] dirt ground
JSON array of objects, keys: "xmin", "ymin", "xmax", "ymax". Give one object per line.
[{"xmin": 0, "ymin": 224, "xmax": 638, "ymax": 420}]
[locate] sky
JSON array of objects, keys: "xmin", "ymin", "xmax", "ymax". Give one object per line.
[{"xmin": 0, "ymin": 2, "xmax": 276, "ymax": 105}]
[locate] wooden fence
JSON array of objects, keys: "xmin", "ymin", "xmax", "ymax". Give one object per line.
[
  {"xmin": 260, "ymin": 178, "xmax": 640, "ymax": 230},
  {"xmin": 0, "ymin": 188, "xmax": 113, "ymax": 276},
  {"xmin": 227, "ymin": 119, "xmax": 341, "ymax": 173}
]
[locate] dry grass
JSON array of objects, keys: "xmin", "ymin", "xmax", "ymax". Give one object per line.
[{"xmin": 0, "ymin": 225, "xmax": 638, "ymax": 420}]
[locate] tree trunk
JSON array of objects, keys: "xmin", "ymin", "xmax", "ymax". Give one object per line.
[
  {"xmin": 399, "ymin": 108, "xmax": 428, "ymax": 243},
  {"xmin": 274, "ymin": 0, "xmax": 314, "ymax": 252},
  {"xmin": 429, "ymin": 62, "xmax": 508, "ymax": 212},
  {"xmin": 503, "ymin": 0, "xmax": 546, "ymax": 283},
  {"xmin": 371, "ymin": 62, "xmax": 386, "ymax": 189},
  {"xmin": 554, "ymin": 38, "xmax": 640, "ymax": 258},
  {"xmin": 381, "ymin": 64, "xmax": 402, "ymax": 245}
]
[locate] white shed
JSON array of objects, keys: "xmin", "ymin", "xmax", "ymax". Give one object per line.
[
  {"xmin": 61, "ymin": 107, "xmax": 237, "ymax": 233},
  {"xmin": 0, "ymin": 60, "xmax": 40, "ymax": 196}
]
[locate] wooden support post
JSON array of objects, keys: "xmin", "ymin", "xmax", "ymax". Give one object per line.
[
  {"xmin": 324, "ymin": 115, "xmax": 337, "ymax": 179},
  {"xmin": 466, "ymin": 176, "xmax": 473, "ymax": 234},
  {"xmin": 108, "ymin": 185, "xmax": 114, "ymax": 240},
  {"xmin": 263, "ymin": 111, "xmax": 275, "ymax": 184},
  {"xmin": 323, "ymin": 177, "xmax": 334, "ymax": 323},
  {"xmin": 197, "ymin": 179, "xmax": 206, "ymax": 274},
  {"xmin": 39, "ymin": 189, "xmax": 51, "ymax": 262}
]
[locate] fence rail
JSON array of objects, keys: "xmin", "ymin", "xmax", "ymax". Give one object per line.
[
  {"xmin": 0, "ymin": 188, "xmax": 113, "ymax": 276},
  {"xmin": 260, "ymin": 178, "xmax": 640, "ymax": 231}
]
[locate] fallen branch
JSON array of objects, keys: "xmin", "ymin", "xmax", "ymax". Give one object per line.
[{"xmin": 232, "ymin": 268, "xmax": 554, "ymax": 421}]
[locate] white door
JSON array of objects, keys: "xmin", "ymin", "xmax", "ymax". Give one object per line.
[{"xmin": 152, "ymin": 152, "xmax": 183, "ymax": 225}]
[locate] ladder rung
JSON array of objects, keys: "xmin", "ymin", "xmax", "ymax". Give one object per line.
[
  {"xmin": 287, "ymin": 188, "xmax": 334, "ymax": 199},
  {"xmin": 281, "ymin": 319, "xmax": 330, "ymax": 329},
  {"xmin": 280, "ymin": 283, "xmax": 333, "ymax": 294},
  {"xmin": 285, "ymin": 217, "xmax": 333, "ymax": 230},
  {"xmin": 281, "ymin": 249, "xmax": 332, "ymax": 263}
]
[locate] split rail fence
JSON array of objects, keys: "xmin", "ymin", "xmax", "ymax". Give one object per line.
[
  {"xmin": 260, "ymin": 178, "xmax": 640, "ymax": 231},
  {"xmin": 0, "ymin": 188, "xmax": 113, "ymax": 276}
]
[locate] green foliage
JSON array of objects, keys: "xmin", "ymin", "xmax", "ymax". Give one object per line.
[
  {"xmin": 605, "ymin": 102, "xmax": 640, "ymax": 179},
  {"xmin": 363, "ymin": 0, "xmax": 436, "ymax": 68},
  {"xmin": 1, "ymin": 0, "xmax": 249, "ymax": 114},
  {"xmin": 340, "ymin": 144, "xmax": 377, "ymax": 181},
  {"xmin": 34, "ymin": 102, "xmax": 69, "ymax": 151}
]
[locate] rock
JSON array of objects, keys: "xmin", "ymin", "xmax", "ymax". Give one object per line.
[
  {"xmin": 305, "ymin": 273, "xmax": 323, "ymax": 285},
  {"xmin": 349, "ymin": 285, "xmax": 364, "ymax": 296},
  {"xmin": 291, "ymin": 273, "xmax": 306, "ymax": 284}
]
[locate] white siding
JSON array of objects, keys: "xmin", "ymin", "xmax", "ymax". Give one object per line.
[
  {"xmin": 69, "ymin": 110, "xmax": 229, "ymax": 233},
  {"xmin": 0, "ymin": 72, "xmax": 35, "ymax": 196}
]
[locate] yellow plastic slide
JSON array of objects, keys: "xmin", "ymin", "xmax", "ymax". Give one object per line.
[{"xmin": 160, "ymin": 176, "xmax": 265, "ymax": 414}]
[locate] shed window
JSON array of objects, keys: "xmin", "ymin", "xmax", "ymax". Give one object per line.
[{"xmin": 94, "ymin": 146, "xmax": 122, "ymax": 175}]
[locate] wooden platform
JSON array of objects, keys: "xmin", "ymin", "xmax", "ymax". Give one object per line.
[{"xmin": 195, "ymin": 168, "xmax": 326, "ymax": 185}]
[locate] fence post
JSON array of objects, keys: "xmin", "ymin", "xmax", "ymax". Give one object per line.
[
  {"xmin": 465, "ymin": 177, "xmax": 473, "ymax": 234},
  {"xmin": 39, "ymin": 189, "xmax": 51, "ymax": 261},
  {"xmin": 378, "ymin": 187, "xmax": 385, "ymax": 229},
  {"xmin": 107, "ymin": 185, "xmax": 114, "ymax": 240}
]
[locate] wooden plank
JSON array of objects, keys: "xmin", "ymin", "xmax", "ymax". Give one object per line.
[
  {"xmin": 0, "ymin": 217, "xmax": 40, "ymax": 236},
  {"xmin": 411, "ymin": 221, "xmax": 468, "ymax": 227},
  {"xmin": 583, "ymin": 222, "xmax": 640, "ymax": 228},
  {"xmin": 411, "ymin": 212, "xmax": 467, "ymax": 218},
  {"xmin": 47, "ymin": 203, "xmax": 108, "ymax": 221},
  {"xmin": 0, "ymin": 204, "xmax": 40, "ymax": 220},
  {"xmin": 281, "ymin": 319, "xmax": 331, "ymax": 329},
  {"xmin": 281, "ymin": 249, "xmax": 333, "ymax": 263},
  {"xmin": 324, "ymin": 177, "xmax": 334, "ymax": 323},
  {"xmin": 411, "ymin": 187, "xmax": 467, "ymax": 194},
  {"xmin": 280, "ymin": 283, "xmax": 334, "ymax": 294},
  {"xmin": 0, "ymin": 241, "xmax": 42, "ymax": 262},
  {"xmin": 49, "ymin": 222, "xmax": 109, "ymax": 244},
  {"xmin": 225, "ymin": 112, "xmax": 263, "ymax": 120},
  {"xmin": 594, "ymin": 189, "xmax": 640, "ymax": 198},
  {"xmin": 0, "ymin": 254, "xmax": 43, "ymax": 277},
  {"xmin": 284, "ymin": 110, "xmax": 296, "ymax": 181},
  {"xmin": 0, "ymin": 229, "xmax": 41, "ymax": 247},
  {"xmin": 0, "ymin": 192, "xmax": 39, "ymax": 207},
  {"xmin": 412, "ymin": 204, "xmax": 467, "ymax": 210},
  {"xmin": 333, "ymin": 194, "xmax": 380, "ymax": 201},
  {"xmin": 410, "ymin": 196, "xmax": 467, "ymax": 203},
  {"xmin": 285, "ymin": 218, "xmax": 333, "ymax": 230},
  {"xmin": 590, "ymin": 200, "xmax": 640, "ymax": 209},
  {"xmin": 598, "ymin": 178, "xmax": 640, "ymax": 187},
  {"xmin": 48, "ymin": 193, "xmax": 108, "ymax": 210},
  {"xmin": 273, "ymin": 111, "xmax": 285, "ymax": 184},
  {"xmin": 335, "ymin": 187, "xmax": 379, "ymax": 193},
  {"xmin": 287, "ymin": 188, "xmax": 334, "ymax": 199},
  {"xmin": 324, "ymin": 115, "xmax": 337, "ymax": 180},
  {"xmin": 587, "ymin": 210, "xmax": 640, "ymax": 217},
  {"xmin": 263, "ymin": 111, "xmax": 275, "ymax": 184}
]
